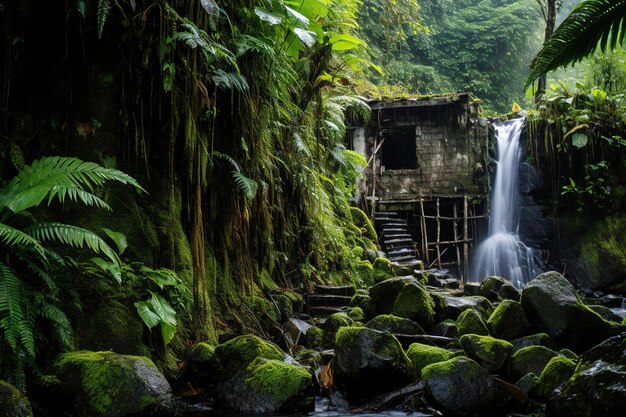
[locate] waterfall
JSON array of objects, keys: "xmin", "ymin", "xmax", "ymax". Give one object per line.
[{"xmin": 470, "ymin": 118, "xmax": 540, "ymax": 288}]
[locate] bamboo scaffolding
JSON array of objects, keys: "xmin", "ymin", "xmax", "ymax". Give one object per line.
[
  {"xmin": 419, "ymin": 194, "xmax": 430, "ymax": 265},
  {"xmin": 435, "ymin": 198, "xmax": 442, "ymax": 269},
  {"xmin": 463, "ymin": 195, "xmax": 469, "ymax": 282},
  {"xmin": 453, "ymin": 200, "xmax": 462, "ymax": 279}
]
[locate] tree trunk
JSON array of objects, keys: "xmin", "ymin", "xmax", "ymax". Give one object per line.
[{"xmin": 536, "ymin": 0, "xmax": 557, "ymax": 100}]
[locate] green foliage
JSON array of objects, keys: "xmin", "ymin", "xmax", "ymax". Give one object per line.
[
  {"xmin": 561, "ymin": 161, "xmax": 611, "ymax": 213},
  {"xmin": 527, "ymin": 0, "xmax": 626, "ymax": 88},
  {"xmin": 0, "ymin": 156, "xmax": 143, "ymax": 388}
]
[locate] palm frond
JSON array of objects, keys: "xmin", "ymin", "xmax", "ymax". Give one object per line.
[
  {"xmin": 97, "ymin": 0, "xmax": 112, "ymax": 38},
  {"xmin": 0, "ymin": 261, "xmax": 34, "ymax": 356},
  {"xmin": 26, "ymin": 223, "xmax": 121, "ymax": 267},
  {"xmin": 0, "ymin": 222, "xmax": 46, "ymax": 258},
  {"xmin": 526, "ymin": 0, "xmax": 626, "ymax": 88},
  {"xmin": 0, "ymin": 156, "xmax": 145, "ymax": 214}
]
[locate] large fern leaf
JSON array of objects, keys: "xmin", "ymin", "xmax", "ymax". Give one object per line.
[
  {"xmin": 97, "ymin": 0, "xmax": 112, "ymax": 38},
  {"xmin": 527, "ymin": 0, "xmax": 626, "ymax": 88},
  {"xmin": 0, "ymin": 223, "xmax": 46, "ymax": 258},
  {"xmin": 26, "ymin": 223, "xmax": 121, "ymax": 267},
  {"xmin": 0, "ymin": 261, "xmax": 34, "ymax": 356},
  {"xmin": 0, "ymin": 156, "xmax": 144, "ymax": 214}
]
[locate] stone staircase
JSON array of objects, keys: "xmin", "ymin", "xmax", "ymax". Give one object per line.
[
  {"xmin": 375, "ymin": 211, "xmax": 420, "ymax": 265},
  {"xmin": 305, "ymin": 285, "xmax": 355, "ymax": 317}
]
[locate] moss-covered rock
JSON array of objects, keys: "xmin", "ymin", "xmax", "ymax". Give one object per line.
[
  {"xmin": 456, "ymin": 309, "xmax": 489, "ymax": 337},
  {"xmin": 459, "ymin": 334, "xmax": 513, "ymax": 372},
  {"xmin": 520, "ymin": 271, "xmax": 625, "ymax": 351},
  {"xmin": 345, "ymin": 306, "xmax": 366, "ymax": 321},
  {"xmin": 479, "ymin": 276, "xmax": 509, "ymax": 301},
  {"xmin": 320, "ymin": 312, "xmax": 355, "ymax": 347},
  {"xmin": 369, "ymin": 276, "xmax": 420, "ymax": 315},
  {"xmin": 559, "ymin": 348, "xmax": 578, "ymax": 361},
  {"xmin": 431, "ymin": 320, "xmax": 458, "ymax": 338},
  {"xmin": 366, "ymin": 314, "xmax": 424, "ymax": 335},
  {"xmin": 507, "ymin": 345, "xmax": 559, "ymax": 381},
  {"xmin": 537, "ymin": 355, "xmax": 576, "ymax": 398},
  {"xmin": 421, "ymin": 357, "xmax": 500, "ymax": 414},
  {"xmin": 373, "ymin": 257, "xmax": 394, "ymax": 284},
  {"xmin": 487, "ymin": 299, "xmax": 529, "ymax": 340},
  {"xmin": 301, "ymin": 326, "xmax": 325, "ymax": 351},
  {"xmin": 213, "ymin": 335, "xmax": 285, "ymax": 377},
  {"xmin": 406, "ymin": 343, "xmax": 458, "ymax": 377},
  {"xmin": 350, "ymin": 293, "xmax": 374, "ymax": 318},
  {"xmin": 588, "ymin": 304, "xmax": 623, "ymax": 323},
  {"xmin": 436, "ymin": 295, "xmax": 494, "ymax": 321},
  {"xmin": 510, "ymin": 333, "xmax": 557, "ymax": 352},
  {"xmin": 579, "ymin": 332, "xmax": 626, "ymax": 366},
  {"xmin": 53, "ymin": 351, "xmax": 175, "ymax": 417},
  {"xmin": 0, "ymin": 381, "xmax": 32, "ymax": 417},
  {"xmin": 333, "ymin": 327, "xmax": 412, "ymax": 402},
  {"xmin": 188, "ymin": 342, "xmax": 215, "ymax": 383},
  {"xmin": 355, "ymin": 260, "xmax": 375, "ymax": 287},
  {"xmin": 239, "ymin": 358, "xmax": 314, "ymax": 413},
  {"xmin": 391, "ymin": 283, "xmax": 436, "ymax": 327},
  {"xmin": 515, "ymin": 372, "xmax": 541, "ymax": 396}
]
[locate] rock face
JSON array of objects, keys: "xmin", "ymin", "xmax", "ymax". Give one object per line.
[
  {"xmin": 369, "ymin": 276, "xmax": 420, "ymax": 315},
  {"xmin": 391, "ymin": 283, "xmax": 436, "ymax": 327},
  {"xmin": 421, "ymin": 357, "xmax": 500, "ymax": 414},
  {"xmin": 456, "ymin": 309, "xmax": 489, "ymax": 336},
  {"xmin": 211, "ymin": 335, "xmax": 313, "ymax": 413},
  {"xmin": 54, "ymin": 351, "xmax": 175, "ymax": 417},
  {"xmin": 436, "ymin": 295, "xmax": 494, "ymax": 321},
  {"xmin": 333, "ymin": 327, "xmax": 412, "ymax": 402},
  {"xmin": 460, "ymin": 334, "xmax": 513, "ymax": 372},
  {"xmin": 0, "ymin": 381, "xmax": 32, "ymax": 417},
  {"xmin": 508, "ymin": 346, "xmax": 559, "ymax": 381},
  {"xmin": 520, "ymin": 271, "xmax": 624, "ymax": 351},
  {"xmin": 487, "ymin": 299, "xmax": 529, "ymax": 340}
]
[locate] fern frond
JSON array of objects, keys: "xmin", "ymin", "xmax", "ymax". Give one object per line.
[
  {"xmin": 212, "ymin": 69, "xmax": 249, "ymax": 92},
  {"xmin": 0, "ymin": 261, "xmax": 34, "ymax": 356},
  {"xmin": 97, "ymin": 0, "xmax": 112, "ymax": 38},
  {"xmin": 39, "ymin": 303, "xmax": 73, "ymax": 349},
  {"xmin": 0, "ymin": 222, "xmax": 46, "ymax": 258},
  {"xmin": 26, "ymin": 223, "xmax": 120, "ymax": 267},
  {"xmin": 232, "ymin": 171, "xmax": 258, "ymax": 200},
  {"xmin": 0, "ymin": 156, "xmax": 145, "ymax": 214}
]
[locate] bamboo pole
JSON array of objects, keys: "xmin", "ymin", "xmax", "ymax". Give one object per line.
[
  {"xmin": 463, "ymin": 195, "xmax": 469, "ymax": 282},
  {"xmin": 453, "ymin": 199, "xmax": 462, "ymax": 279},
  {"xmin": 436, "ymin": 198, "xmax": 442, "ymax": 269},
  {"xmin": 419, "ymin": 194, "xmax": 430, "ymax": 266}
]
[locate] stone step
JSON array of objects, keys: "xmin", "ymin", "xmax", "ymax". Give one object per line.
[
  {"xmin": 307, "ymin": 306, "xmax": 344, "ymax": 317},
  {"xmin": 376, "ymin": 219, "xmax": 408, "ymax": 227},
  {"xmin": 374, "ymin": 212, "xmax": 399, "ymax": 219},
  {"xmin": 388, "ymin": 254, "xmax": 419, "ymax": 264},
  {"xmin": 387, "ymin": 247, "xmax": 415, "ymax": 256},
  {"xmin": 383, "ymin": 238, "xmax": 414, "ymax": 247},
  {"xmin": 381, "ymin": 228, "xmax": 409, "ymax": 234},
  {"xmin": 382, "ymin": 232, "xmax": 411, "ymax": 239},
  {"xmin": 306, "ymin": 294, "xmax": 353, "ymax": 308},
  {"xmin": 314, "ymin": 284, "xmax": 355, "ymax": 297}
]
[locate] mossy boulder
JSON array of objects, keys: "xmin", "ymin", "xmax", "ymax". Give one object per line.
[
  {"xmin": 350, "ymin": 293, "xmax": 374, "ymax": 318},
  {"xmin": 460, "ymin": 334, "xmax": 513, "ymax": 372},
  {"xmin": 346, "ymin": 306, "xmax": 366, "ymax": 321},
  {"xmin": 431, "ymin": 320, "xmax": 458, "ymax": 338},
  {"xmin": 507, "ymin": 345, "xmax": 559, "ymax": 381},
  {"xmin": 510, "ymin": 333, "xmax": 557, "ymax": 352},
  {"xmin": 301, "ymin": 326, "xmax": 325, "ymax": 351},
  {"xmin": 436, "ymin": 295, "xmax": 494, "ymax": 321},
  {"xmin": 333, "ymin": 327, "xmax": 412, "ymax": 402},
  {"xmin": 188, "ymin": 342, "xmax": 215, "ymax": 383},
  {"xmin": 537, "ymin": 355, "xmax": 576, "ymax": 398},
  {"xmin": 373, "ymin": 257, "xmax": 394, "ymax": 283},
  {"xmin": 213, "ymin": 335, "xmax": 284, "ymax": 377},
  {"xmin": 588, "ymin": 304, "xmax": 623, "ymax": 323},
  {"xmin": 406, "ymin": 343, "xmax": 458, "ymax": 377},
  {"xmin": 0, "ymin": 381, "xmax": 32, "ymax": 417},
  {"xmin": 479, "ymin": 276, "xmax": 509, "ymax": 301},
  {"xmin": 456, "ymin": 309, "xmax": 489, "ymax": 337},
  {"xmin": 520, "ymin": 271, "xmax": 625, "ymax": 351},
  {"xmin": 487, "ymin": 299, "xmax": 529, "ymax": 340},
  {"xmin": 516, "ymin": 372, "xmax": 541, "ymax": 396},
  {"xmin": 579, "ymin": 332, "xmax": 626, "ymax": 366},
  {"xmin": 53, "ymin": 351, "xmax": 175, "ymax": 417},
  {"xmin": 369, "ymin": 276, "xmax": 420, "ymax": 315},
  {"xmin": 320, "ymin": 312, "xmax": 355, "ymax": 347},
  {"xmin": 238, "ymin": 358, "xmax": 314, "ymax": 413},
  {"xmin": 546, "ymin": 360, "xmax": 626, "ymax": 417},
  {"xmin": 366, "ymin": 314, "xmax": 424, "ymax": 335},
  {"xmin": 391, "ymin": 283, "xmax": 436, "ymax": 327},
  {"xmin": 421, "ymin": 357, "xmax": 500, "ymax": 414}
]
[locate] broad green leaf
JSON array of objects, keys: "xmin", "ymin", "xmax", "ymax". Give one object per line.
[
  {"xmin": 293, "ymin": 28, "xmax": 316, "ymax": 47},
  {"xmin": 285, "ymin": 0, "xmax": 330, "ymax": 20},
  {"xmin": 160, "ymin": 322, "xmax": 176, "ymax": 346},
  {"xmin": 200, "ymin": 0, "xmax": 219, "ymax": 15},
  {"xmin": 91, "ymin": 257, "xmax": 122, "ymax": 283},
  {"xmin": 134, "ymin": 300, "xmax": 160, "ymax": 329},
  {"xmin": 591, "ymin": 88, "xmax": 607, "ymax": 100},
  {"xmin": 285, "ymin": 6, "xmax": 309, "ymax": 27},
  {"xmin": 572, "ymin": 133, "xmax": 588, "ymax": 148},
  {"xmin": 102, "ymin": 228, "xmax": 127, "ymax": 256},
  {"xmin": 148, "ymin": 291, "xmax": 176, "ymax": 326},
  {"xmin": 139, "ymin": 266, "xmax": 178, "ymax": 289},
  {"xmin": 327, "ymin": 33, "xmax": 364, "ymax": 51},
  {"xmin": 255, "ymin": 7, "xmax": 283, "ymax": 25}
]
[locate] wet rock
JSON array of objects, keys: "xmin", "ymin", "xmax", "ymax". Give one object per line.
[
  {"xmin": 301, "ymin": 326, "xmax": 325, "ymax": 351},
  {"xmin": 345, "ymin": 306, "xmax": 365, "ymax": 321},
  {"xmin": 536, "ymin": 355, "xmax": 576, "ymax": 399},
  {"xmin": 436, "ymin": 295, "xmax": 494, "ymax": 321},
  {"xmin": 422, "ymin": 357, "xmax": 500, "ymax": 414},
  {"xmin": 369, "ymin": 276, "xmax": 420, "ymax": 315},
  {"xmin": 284, "ymin": 318, "xmax": 313, "ymax": 346},
  {"xmin": 431, "ymin": 320, "xmax": 458, "ymax": 338},
  {"xmin": 520, "ymin": 271, "xmax": 625, "ymax": 351},
  {"xmin": 350, "ymin": 293, "xmax": 374, "ymax": 318},
  {"xmin": 333, "ymin": 327, "xmax": 412, "ymax": 403},
  {"xmin": 373, "ymin": 257, "xmax": 394, "ymax": 284},
  {"xmin": 406, "ymin": 342, "xmax": 458, "ymax": 377},
  {"xmin": 212, "ymin": 335, "xmax": 313, "ymax": 413},
  {"xmin": 487, "ymin": 299, "xmax": 529, "ymax": 340},
  {"xmin": 460, "ymin": 334, "xmax": 513, "ymax": 372},
  {"xmin": 366, "ymin": 314, "xmax": 424, "ymax": 335},
  {"xmin": 507, "ymin": 345, "xmax": 559, "ymax": 381},
  {"xmin": 546, "ymin": 360, "xmax": 626, "ymax": 417},
  {"xmin": 456, "ymin": 309, "xmax": 489, "ymax": 337},
  {"xmin": 579, "ymin": 332, "xmax": 626, "ymax": 366},
  {"xmin": 320, "ymin": 312, "xmax": 355, "ymax": 347},
  {"xmin": 510, "ymin": 333, "xmax": 557, "ymax": 352},
  {"xmin": 392, "ymin": 264, "xmax": 414, "ymax": 277},
  {"xmin": 392, "ymin": 283, "xmax": 436, "ymax": 327},
  {"xmin": 516, "ymin": 372, "xmax": 541, "ymax": 396},
  {"xmin": 462, "ymin": 282, "xmax": 482, "ymax": 296},
  {"xmin": 54, "ymin": 351, "xmax": 175, "ymax": 417},
  {"xmin": 0, "ymin": 380, "xmax": 32, "ymax": 417},
  {"xmin": 479, "ymin": 276, "xmax": 510, "ymax": 301},
  {"xmin": 188, "ymin": 342, "xmax": 215, "ymax": 384},
  {"xmin": 588, "ymin": 304, "xmax": 623, "ymax": 323},
  {"xmin": 499, "ymin": 283, "xmax": 522, "ymax": 301}
]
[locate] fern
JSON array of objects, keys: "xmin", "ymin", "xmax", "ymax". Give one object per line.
[
  {"xmin": 97, "ymin": 0, "xmax": 112, "ymax": 39},
  {"xmin": 0, "ymin": 261, "xmax": 34, "ymax": 356},
  {"xmin": 212, "ymin": 69, "xmax": 249, "ymax": 92},
  {"xmin": 0, "ymin": 223, "xmax": 46, "ymax": 258},
  {"xmin": 232, "ymin": 171, "xmax": 258, "ymax": 200},
  {"xmin": 26, "ymin": 223, "xmax": 121, "ymax": 268}
]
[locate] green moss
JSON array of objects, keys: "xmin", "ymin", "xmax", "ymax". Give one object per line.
[
  {"xmin": 214, "ymin": 335, "xmax": 284, "ymax": 375},
  {"xmin": 355, "ymin": 260, "xmax": 375, "ymax": 287},
  {"xmin": 349, "ymin": 207, "xmax": 378, "ymax": 243},
  {"xmin": 392, "ymin": 283, "xmax": 436, "ymax": 327},
  {"xmin": 406, "ymin": 343, "xmax": 458, "ymax": 376},
  {"xmin": 346, "ymin": 307, "xmax": 366, "ymax": 321},
  {"xmin": 366, "ymin": 314, "xmax": 424, "ymax": 335},
  {"xmin": 456, "ymin": 309, "xmax": 489, "ymax": 337},
  {"xmin": 243, "ymin": 358, "xmax": 312, "ymax": 405},
  {"xmin": 538, "ymin": 355, "xmax": 576, "ymax": 396},
  {"xmin": 245, "ymin": 295, "xmax": 280, "ymax": 322},
  {"xmin": 508, "ymin": 346, "xmax": 559, "ymax": 381},
  {"xmin": 558, "ymin": 349, "xmax": 578, "ymax": 361},
  {"xmin": 350, "ymin": 293, "xmax": 374, "ymax": 318},
  {"xmin": 301, "ymin": 327, "xmax": 325, "ymax": 351},
  {"xmin": 421, "ymin": 355, "xmax": 481, "ymax": 381},
  {"xmin": 486, "ymin": 299, "xmax": 529, "ymax": 340},
  {"xmin": 0, "ymin": 380, "xmax": 33, "ymax": 417},
  {"xmin": 373, "ymin": 257, "xmax": 394, "ymax": 283},
  {"xmin": 459, "ymin": 334, "xmax": 513, "ymax": 372},
  {"xmin": 190, "ymin": 342, "xmax": 215, "ymax": 363},
  {"xmin": 321, "ymin": 312, "xmax": 355, "ymax": 347}
]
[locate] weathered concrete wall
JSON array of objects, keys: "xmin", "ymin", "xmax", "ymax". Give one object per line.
[{"xmin": 352, "ymin": 95, "xmax": 489, "ymax": 207}]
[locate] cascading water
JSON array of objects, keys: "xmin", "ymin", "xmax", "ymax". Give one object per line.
[{"xmin": 470, "ymin": 118, "xmax": 540, "ymax": 288}]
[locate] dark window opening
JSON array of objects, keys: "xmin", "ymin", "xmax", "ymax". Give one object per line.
[{"xmin": 380, "ymin": 127, "xmax": 417, "ymax": 170}]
